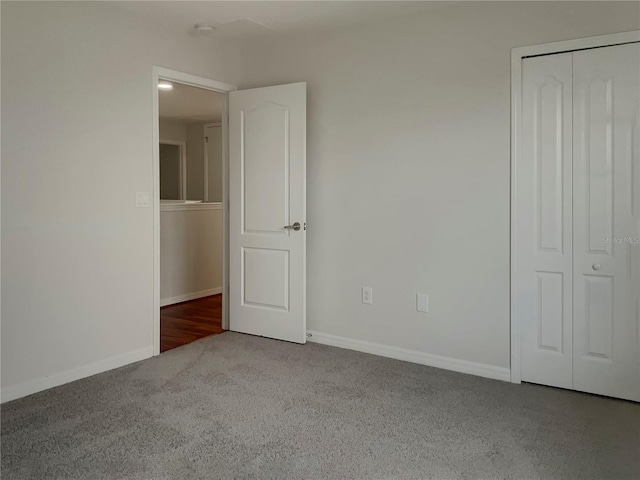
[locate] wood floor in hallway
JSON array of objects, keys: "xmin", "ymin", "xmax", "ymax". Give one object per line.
[{"xmin": 160, "ymin": 294, "xmax": 224, "ymax": 353}]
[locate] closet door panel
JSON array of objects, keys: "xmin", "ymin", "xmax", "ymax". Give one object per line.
[
  {"xmin": 573, "ymin": 43, "xmax": 640, "ymax": 402},
  {"xmin": 518, "ymin": 53, "xmax": 574, "ymax": 388}
]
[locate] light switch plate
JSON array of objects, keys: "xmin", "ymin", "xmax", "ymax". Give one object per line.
[
  {"xmin": 417, "ymin": 293, "xmax": 429, "ymax": 313},
  {"xmin": 136, "ymin": 192, "xmax": 150, "ymax": 208}
]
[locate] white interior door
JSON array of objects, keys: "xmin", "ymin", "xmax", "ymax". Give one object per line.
[
  {"xmin": 572, "ymin": 43, "xmax": 640, "ymax": 401},
  {"xmin": 229, "ymin": 83, "xmax": 306, "ymax": 344},
  {"xmin": 518, "ymin": 53, "xmax": 574, "ymax": 389}
]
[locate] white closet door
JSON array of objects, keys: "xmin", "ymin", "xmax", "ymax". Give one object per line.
[
  {"xmin": 572, "ymin": 43, "xmax": 640, "ymax": 402},
  {"xmin": 518, "ymin": 53, "xmax": 574, "ymax": 388}
]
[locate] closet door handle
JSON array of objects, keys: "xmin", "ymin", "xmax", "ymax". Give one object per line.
[{"xmin": 592, "ymin": 263, "xmax": 602, "ymax": 271}]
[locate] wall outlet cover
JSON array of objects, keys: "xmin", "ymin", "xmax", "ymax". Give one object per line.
[
  {"xmin": 417, "ymin": 293, "xmax": 429, "ymax": 313},
  {"xmin": 136, "ymin": 192, "xmax": 150, "ymax": 208}
]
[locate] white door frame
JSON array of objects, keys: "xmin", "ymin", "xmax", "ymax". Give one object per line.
[
  {"xmin": 203, "ymin": 122, "xmax": 222, "ymax": 202},
  {"xmin": 159, "ymin": 139, "xmax": 187, "ymax": 200},
  {"xmin": 510, "ymin": 30, "xmax": 640, "ymax": 383},
  {"xmin": 152, "ymin": 67, "xmax": 237, "ymax": 356}
]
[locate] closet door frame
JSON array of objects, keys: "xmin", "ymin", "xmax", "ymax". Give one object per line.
[{"xmin": 510, "ymin": 30, "xmax": 640, "ymax": 384}]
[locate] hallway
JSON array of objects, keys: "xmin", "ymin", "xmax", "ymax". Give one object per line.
[{"xmin": 160, "ymin": 295, "xmax": 224, "ymax": 352}]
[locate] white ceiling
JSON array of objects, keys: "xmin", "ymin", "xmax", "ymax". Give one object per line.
[
  {"xmin": 115, "ymin": 1, "xmax": 449, "ymax": 41},
  {"xmin": 159, "ymin": 82, "xmax": 225, "ymax": 123}
]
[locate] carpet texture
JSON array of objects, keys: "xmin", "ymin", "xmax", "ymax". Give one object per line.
[{"xmin": 2, "ymin": 332, "xmax": 639, "ymax": 479}]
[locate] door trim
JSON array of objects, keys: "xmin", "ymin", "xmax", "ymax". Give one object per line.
[
  {"xmin": 152, "ymin": 67, "xmax": 237, "ymax": 356},
  {"xmin": 510, "ymin": 30, "xmax": 640, "ymax": 384}
]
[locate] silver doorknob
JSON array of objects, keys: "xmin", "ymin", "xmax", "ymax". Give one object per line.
[
  {"xmin": 592, "ymin": 263, "xmax": 601, "ymax": 271},
  {"xmin": 284, "ymin": 222, "xmax": 301, "ymax": 231}
]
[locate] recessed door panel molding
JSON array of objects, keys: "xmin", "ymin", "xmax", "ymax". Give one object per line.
[
  {"xmin": 230, "ymin": 83, "xmax": 306, "ymax": 344},
  {"xmin": 242, "ymin": 247, "xmax": 289, "ymax": 311},
  {"xmin": 536, "ymin": 76, "xmax": 566, "ymax": 253},
  {"xmin": 536, "ymin": 271, "xmax": 565, "ymax": 352},
  {"xmin": 572, "ymin": 43, "xmax": 640, "ymax": 401},
  {"xmin": 241, "ymin": 103, "xmax": 290, "ymax": 235},
  {"xmin": 584, "ymin": 275, "xmax": 614, "ymax": 360},
  {"xmin": 518, "ymin": 53, "xmax": 574, "ymax": 389},
  {"xmin": 631, "ymin": 109, "xmax": 639, "ymax": 217},
  {"xmin": 584, "ymin": 74, "xmax": 614, "ymax": 255}
]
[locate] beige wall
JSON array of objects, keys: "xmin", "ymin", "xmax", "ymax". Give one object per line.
[
  {"xmin": 160, "ymin": 205, "xmax": 223, "ymax": 303},
  {"xmin": 238, "ymin": 1, "xmax": 640, "ymax": 369},
  {"xmin": 0, "ymin": 1, "xmax": 241, "ymax": 396},
  {"xmin": 159, "ymin": 119, "xmax": 188, "ymax": 143}
]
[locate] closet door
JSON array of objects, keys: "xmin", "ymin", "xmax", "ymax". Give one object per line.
[
  {"xmin": 572, "ymin": 43, "xmax": 640, "ymax": 402},
  {"xmin": 518, "ymin": 53, "xmax": 574, "ymax": 388}
]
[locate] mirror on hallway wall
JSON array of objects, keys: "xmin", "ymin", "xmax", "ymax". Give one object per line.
[{"xmin": 159, "ymin": 142, "xmax": 185, "ymax": 200}]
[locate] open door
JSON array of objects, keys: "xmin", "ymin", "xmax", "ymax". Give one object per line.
[{"xmin": 229, "ymin": 83, "xmax": 306, "ymax": 343}]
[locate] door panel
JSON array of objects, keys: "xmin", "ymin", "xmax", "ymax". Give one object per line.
[
  {"xmin": 583, "ymin": 276, "xmax": 613, "ymax": 359},
  {"xmin": 573, "ymin": 43, "xmax": 640, "ymax": 401},
  {"xmin": 537, "ymin": 272, "xmax": 565, "ymax": 353},
  {"xmin": 229, "ymin": 83, "xmax": 306, "ymax": 344},
  {"xmin": 242, "ymin": 104, "xmax": 289, "ymax": 233},
  {"xmin": 242, "ymin": 247, "xmax": 289, "ymax": 311},
  {"xmin": 518, "ymin": 53, "xmax": 574, "ymax": 388}
]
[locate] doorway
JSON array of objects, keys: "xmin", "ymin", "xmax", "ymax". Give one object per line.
[
  {"xmin": 152, "ymin": 68, "xmax": 236, "ymax": 354},
  {"xmin": 152, "ymin": 69, "xmax": 308, "ymax": 354}
]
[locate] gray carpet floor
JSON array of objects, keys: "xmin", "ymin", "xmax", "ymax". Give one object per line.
[{"xmin": 2, "ymin": 332, "xmax": 639, "ymax": 480}]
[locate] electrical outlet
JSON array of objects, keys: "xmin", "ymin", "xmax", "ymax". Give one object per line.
[
  {"xmin": 362, "ymin": 286, "xmax": 373, "ymax": 305},
  {"xmin": 417, "ymin": 293, "xmax": 429, "ymax": 313}
]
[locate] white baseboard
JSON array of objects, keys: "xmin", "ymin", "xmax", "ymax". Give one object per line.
[
  {"xmin": 160, "ymin": 287, "xmax": 222, "ymax": 307},
  {"xmin": 1, "ymin": 346, "xmax": 154, "ymax": 403},
  {"xmin": 307, "ymin": 330, "xmax": 511, "ymax": 382}
]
